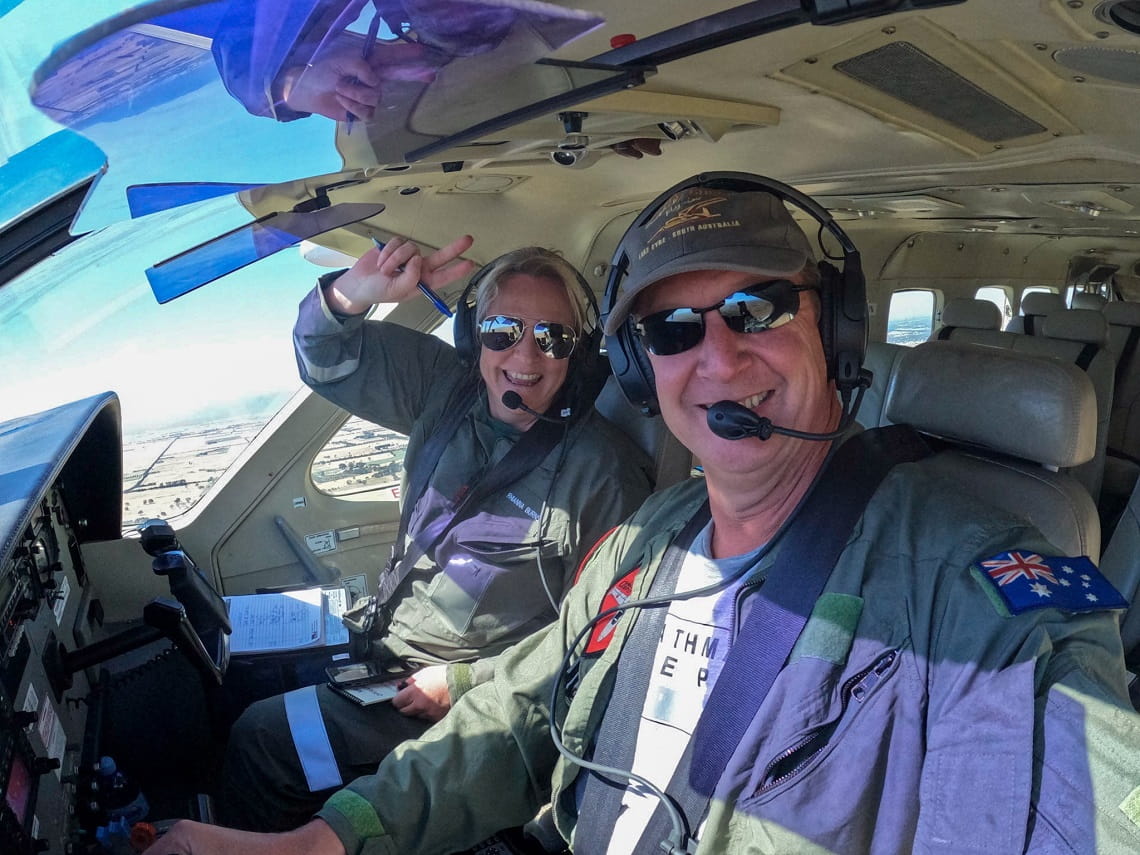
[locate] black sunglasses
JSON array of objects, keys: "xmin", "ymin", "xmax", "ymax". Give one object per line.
[
  {"xmin": 478, "ymin": 315, "xmax": 579, "ymax": 359},
  {"xmin": 633, "ymin": 280, "xmax": 812, "ymax": 356}
]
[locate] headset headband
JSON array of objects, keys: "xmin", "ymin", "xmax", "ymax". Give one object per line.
[
  {"xmin": 454, "ymin": 248, "xmax": 606, "ymax": 418},
  {"xmin": 602, "ymin": 172, "xmax": 867, "ymax": 416}
]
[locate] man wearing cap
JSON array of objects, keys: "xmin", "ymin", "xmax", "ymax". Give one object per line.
[{"xmin": 148, "ymin": 175, "xmax": 1140, "ymax": 855}]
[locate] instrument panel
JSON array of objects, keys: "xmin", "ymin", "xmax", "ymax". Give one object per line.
[{"xmin": 1, "ymin": 392, "xmax": 123, "ymax": 854}]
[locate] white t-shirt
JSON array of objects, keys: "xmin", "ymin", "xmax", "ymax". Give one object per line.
[{"xmin": 604, "ymin": 521, "xmax": 762, "ymax": 853}]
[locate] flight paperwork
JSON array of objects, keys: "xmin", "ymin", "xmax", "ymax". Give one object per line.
[{"xmin": 224, "ymin": 586, "xmax": 351, "ymax": 654}]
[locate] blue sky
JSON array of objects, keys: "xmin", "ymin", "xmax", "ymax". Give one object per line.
[{"xmin": 0, "ymin": 1, "xmax": 340, "ymax": 430}]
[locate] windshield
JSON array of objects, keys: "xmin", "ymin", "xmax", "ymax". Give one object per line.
[
  {"xmin": 0, "ymin": 0, "xmax": 612, "ymax": 532},
  {"xmin": 0, "ymin": 193, "xmax": 319, "ymax": 528}
]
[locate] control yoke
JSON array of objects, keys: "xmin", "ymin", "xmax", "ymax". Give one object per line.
[
  {"xmin": 43, "ymin": 521, "xmax": 231, "ymax": 693},
  {"xmin": 138, "ymin": 519, "xmax": 231, "ymax": 679}
]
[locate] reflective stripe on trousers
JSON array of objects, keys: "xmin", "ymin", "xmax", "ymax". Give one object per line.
[{"xmin": 284, "ymin": 685, "xmax": 343, "ymax": 792}]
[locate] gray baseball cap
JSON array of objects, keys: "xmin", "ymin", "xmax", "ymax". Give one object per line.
[{"xmin": 603, "ymin": 184, "xmax": 815, "ymax": 335}]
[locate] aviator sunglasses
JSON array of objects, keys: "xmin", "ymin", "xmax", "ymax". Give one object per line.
[
  {"xmin": 634, "ymin": 279, "xmax": 813, "ymax": 356},
  {"xmin": 478, "ymin": 315, "xmax": 579, "ymax": 359}
]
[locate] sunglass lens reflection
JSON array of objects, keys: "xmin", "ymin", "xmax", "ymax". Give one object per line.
[{"xmin": 479, "ymin": 316, "xmax": 577, "ymax": 359}]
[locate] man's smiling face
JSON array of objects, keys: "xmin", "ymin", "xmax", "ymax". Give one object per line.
[{"xmin": 637, "ymin": 268, "xmax": 839, "ymax": 478}]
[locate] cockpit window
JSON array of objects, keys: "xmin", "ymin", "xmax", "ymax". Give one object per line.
[
  {"xmin": 0, "ymin": 196, "xmax": 320, "ymax": 531},
  {"xmin": 885, "ymin": 289, "xmax": 935, "ymax": 346}
]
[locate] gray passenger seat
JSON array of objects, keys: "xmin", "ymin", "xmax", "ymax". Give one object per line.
[
  {"xmin": 860, "ymin": 340, "xmax": 908, "ymax": 428},
  {"xmin": 885, "ymin": 341, "xmax": 1101, "ymax": 560},
  {"xmin": 594, "ymin": 375, "xmax": 691, "ymax": 492},
  {"xmin": 1101, "ymin": 301, "xmax": 1140, "ymax": 515},
  {"xmin": 1099, "ymin": 475, "xmax": 1140, "ymax": 676},
  {"xmin": 861, "ymin": 297, "xmax": 1002, "ymax": 431},
  {"xmin": 1072, "ymin": 292, "xmax": 1108, "ymax": 311},
  {"xmin": 936, "ymin": 296, "xmax": 1003, "ymax": 341},
  {"xmin": 1006, "ymin": 291, "xmax": 1066, "ymax": 334},
  {"xmin": 935, "ymin": 304, "xmax": 1114, "ymax": 505},
  {"xmin": 1094, "ymin": 483, "xmax": 1140, "ymax": 661}
]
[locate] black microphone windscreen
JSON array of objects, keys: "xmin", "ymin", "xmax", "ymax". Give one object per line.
[
  {"xmin": 706, "ymin": 401, "xmax": 767, "ymax": 440},
  {"xmin": 501, "ymin": 391, "xmax": 524, "ymax": 411}
]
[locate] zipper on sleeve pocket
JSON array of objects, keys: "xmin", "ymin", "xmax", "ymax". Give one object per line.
[{"xmin": 755, "ymin": 649, "xmax": 899, "ymax": 796}]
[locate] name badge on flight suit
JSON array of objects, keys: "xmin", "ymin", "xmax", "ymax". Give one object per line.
[{"xmin": 971, "ymin": 551, "xmax": 1127, "ymax": 616}]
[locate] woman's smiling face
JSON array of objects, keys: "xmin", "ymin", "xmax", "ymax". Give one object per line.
[{"xmin": 480, "ymin": 273, "xmax": 576, "ymax": 430}]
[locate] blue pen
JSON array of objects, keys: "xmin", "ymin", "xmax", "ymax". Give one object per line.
[{"xmin": 371, "ymin": 237, "xmax": 454, "ymax": 318}]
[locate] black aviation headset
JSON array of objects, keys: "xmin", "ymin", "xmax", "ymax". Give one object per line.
[
  {"xmin": 602, "ymin": 172, "xmax": 869, "ymax": 422},
  {"xmin": 454, "ymin": 247, "xmax": 608, "ymax": 420}
]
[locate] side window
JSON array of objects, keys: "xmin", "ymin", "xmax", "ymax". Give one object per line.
[
  {"xmin": 974, "ymin": 286, "xmax": 1013, "ymax": 329},
  {"xmin": 310, "ymin": 317, "xmax": 455, "ymax": 500},
  {"xmin": 311, "ymin": 416, "xmax": 408, "ymax": 500},
  {"xmin": 885, "ymin": 289, "xmax": 935, "ymax": 345}
]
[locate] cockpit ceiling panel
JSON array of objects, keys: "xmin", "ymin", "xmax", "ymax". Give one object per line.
[
  {"xmin": 776, "ymin": 16, "xmax": 1079, "ymax": 157},
  {"xmin": 835, "ymin": 42, "xmax": 1046, "ymax": 144}
]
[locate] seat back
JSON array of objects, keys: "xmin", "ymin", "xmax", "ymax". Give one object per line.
[
  {"xmin": 859, "ymin": 340, "xmax": 908, "ymax": 428},
  {"xmin": 885, "ymin": 341, "xmax": 1100, "ymax": 559},
  {"xmin": 1029, "ymin": 310, "xmax": 1115, "ymax": 502},
  {"xmin": 933, "ymin": 309, "xmax": 1113, "ymax": 502},
  {"xmin": 1006, "ymin": 291, "xmax": 1066, "ymax": 334},
  {"xmin": 594, "ymin": 375, "xmax": 691, "ymax": 491},
  {"xmin": 1103, "ymin": 301, "xmax": 1140, "ymax": 459},
  {"xmin": 1072, "ymin": 292, "xmax": 1108, "ymax": 311},
  {"xmin": 1099, "ymin": 475, "xmax": 1140, "ymax": 663},
  {"xmin": 935, "ymin": 297, "xmax": 1002, "ymax": 340}
]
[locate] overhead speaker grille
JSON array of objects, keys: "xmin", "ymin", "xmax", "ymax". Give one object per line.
[
  {"xmin": 1052, "ymin": 46, "xmax": 1140, "ymax": 86},
  {"xmin": 835, "ymin": 42, "xmax": 1046, "ymax": 142}
]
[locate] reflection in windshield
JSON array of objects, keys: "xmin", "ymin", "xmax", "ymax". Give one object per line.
[{"xmin": 31, "ymin": 0, "xmax": 605, "ymax": 229}]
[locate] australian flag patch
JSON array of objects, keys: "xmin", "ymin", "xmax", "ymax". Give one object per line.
[{"xmin": 973, "ymin": 551, "xmax": 1128, "ymax": 616}]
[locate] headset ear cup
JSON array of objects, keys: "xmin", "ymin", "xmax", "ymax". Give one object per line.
[
  {"xmin": 604, "ymin": 319, "xmax": 659, "ymax": 416},
  {"xmin": 628, "ymin": 324, "xmax": 658, "ymax": 415},
  {"xmin": 816, "ymin": 261, "xmax": 840, "ymax": 381},
  {"xmin": 816, "ymin": 259, "xmax": 866, "ymax": 391},
  {"xmin": 843, "ymin": 263, "xmax": 866, "ymax": 389},
  {"xmin": 453, "ymin": 278, "xmax": 478, "ymax": 366},
  {"xmin": 453, "ymin": 298, "xmax": 473, "ymax": 366},
  {"xmin": 836, "ymin": 260, "xmax": 868, "ymax": 390},
  {"xmin": 566, "ymin": 323, "xmax": 607, "ymax": 415},
  {"xmin": 454, "ymin": 260, "xmax": 496, "ymax": 367}
]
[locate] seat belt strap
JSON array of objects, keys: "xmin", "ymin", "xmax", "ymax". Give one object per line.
[
  {"xmin": 390, "ymin": 379, "xmax": 479, "ymax": 571},
  {"xmin": 380, "ymin": 385, "xmax": 567, "ymax": 604},
  {"xmin": 570, "ymin": 506, "xmax": 710, "ymax": 854},
  {"xmin": 688, "ymin": 424, "xmax": 931, "ymax": 795},
  {"xmin": 1074, "ymin": 342, "xmax": 1098, "ymax": 372},
  {"xmin": 1115, "ymin": 326, "xmax": 1140, "ymax": 388}
]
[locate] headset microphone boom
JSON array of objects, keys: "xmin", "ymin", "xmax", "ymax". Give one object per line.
[
  {"xmin": 501, "ymin": 390, "xmax": 570, "ymax": 423},
  {"xmin": 706, "ymin": 398, "xmax": 862, "ymax": 442}
]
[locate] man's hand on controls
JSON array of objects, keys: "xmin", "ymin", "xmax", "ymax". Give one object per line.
[{"xmin": 324, "ymin": 234, "xmax": 475, "ymax": 315}]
